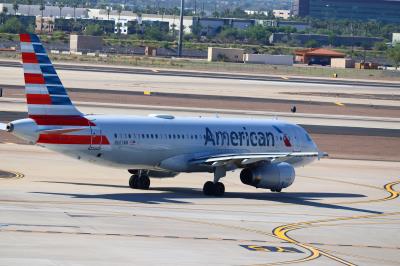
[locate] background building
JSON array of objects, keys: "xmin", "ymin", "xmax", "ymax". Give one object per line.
[
  {"xmin": 393, "ymin": 33, "xmax": 400, "ymax": 45},
  {"xmin": 193, "ymin": 17, "xmax": 255, "ymax": 37},
  {"xmin": 295, "ymin": 48, "xmax": 345, "ymax": 65},
  {"xmin": 293, "ymin": 0, "xmax": 400, "ymax": 23},
  {"xmin": 70, "ymin": 35, "xmax": 102, "ymax": 53},
  {"xmin": 270, "ymin": 33, "xmax": 384, "ymax": 48},
  {"xmin": 273, "ymin": 10, "xmax": 292, "ymax": 19},
  {"xmin": 0, "ymin": 3, "xmax": 87, "ymax": 18}
]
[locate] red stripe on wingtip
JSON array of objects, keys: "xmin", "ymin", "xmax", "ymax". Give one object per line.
[
  {"xmin": 22, "ymin": 52, "xmax": 38, "ymax": 64},
  {"xmin": 20, "ymin": 34, "xmax": 31, "ymax": 42},
  {"xmin": 37, "ymin": 134, "xmax": 110, "ymax": 145},
  {"xmin": 29, "ymin": 115, "xmax": 96, "ymax": 126},
  {"xmin": 26, "ymin": 94, "xmax": 52, "ymax": 105},
  {"xmin": 24, "ymin": 73, "xmax": 45, "ymax": 84}
]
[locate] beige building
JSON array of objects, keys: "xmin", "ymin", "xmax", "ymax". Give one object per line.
[
  {"xmin": 331, "ymin": 58, "xmax": 355, "ymax": 69},
  {"xmin": 208, "ymin": 47, "xmax": 244, "ymax": 63},
  {"xmin": 35, "ymin": 16, "xmax": 55, "ymax": 34},
  {"xmin": 244, "ymin": 54, "xmax": 293, "ymax": 66},
  {"xmin": 70, "ymin": 35, "xmax": 103, "ymax": 53}
]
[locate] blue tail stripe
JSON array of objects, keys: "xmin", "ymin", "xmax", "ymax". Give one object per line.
[
  {"xmin": 40, "ymin": 65, "xmax": 57, "ymax": 75},
  {"xmin": 33, "ymin": 44, "xmax": 46, "ymax": 54},
  {"xmin": 36, "ymin": 55, "xmax": 51, "ymax": 64},
  {"xmin": 50, "ymin": 95, "xmax": 72, "ymax": 105},
  {"xmin": 44, "ymin": 76, "xmax": 62, "ymax": 85},
  {"xmin": 47, "ymin": 86, "xmax": 67, "ymax": 95},
  {"xmin": 29, "ymin": 34, "xmax": 40, "ymax": 43}
]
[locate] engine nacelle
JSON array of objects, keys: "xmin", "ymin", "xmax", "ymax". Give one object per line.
[{"xmin": 240, "ymin": 162, "xmax": 295, "ymax": 190}]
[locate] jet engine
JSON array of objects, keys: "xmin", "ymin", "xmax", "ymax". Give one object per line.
[{"xmin": 240, "ymin": 162, "xmax": 295, "ymax": 191}]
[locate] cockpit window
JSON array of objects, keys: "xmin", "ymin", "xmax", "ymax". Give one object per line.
[{"xmin": 305, "ymin": 133, "xmax": 312, "ymax": 142}]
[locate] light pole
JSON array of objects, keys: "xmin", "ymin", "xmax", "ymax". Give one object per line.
[{"xmin": 177, "ymin": 0, "xmax": 184, "ymax": 57}]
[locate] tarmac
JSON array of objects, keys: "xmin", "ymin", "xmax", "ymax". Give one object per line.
[
  {"xmin": 0, "ymin": 61, "xmax": 399, "ymax": 265},
  {"xmin": 0, "ymin": 144, "xmax": 399, "ymax": 266}
]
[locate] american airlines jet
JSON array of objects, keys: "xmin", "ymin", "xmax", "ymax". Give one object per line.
[{"xmin": 0, "ymin": 34, "xmax": 326, "ymax": 196}]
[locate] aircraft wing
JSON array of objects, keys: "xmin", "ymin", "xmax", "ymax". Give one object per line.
[
  {"xmin": 189, "ymin": 152, "xmax": 321, "ymax": 166},
  {"xmin": 0, "ymin": 123, "xmax": 7, "ymax": 131}
]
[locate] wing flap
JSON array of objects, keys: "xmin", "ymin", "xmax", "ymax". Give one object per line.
[{"xmin": 190, "ymin": 152, "xmax": 319, "ymax": 166}]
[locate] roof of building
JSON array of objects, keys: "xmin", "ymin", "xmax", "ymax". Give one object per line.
[{"xmin": 294, "ymin": 48, "xmax": 345, "ymax": 57}]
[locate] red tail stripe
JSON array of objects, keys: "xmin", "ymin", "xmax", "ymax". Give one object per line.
[
  {"xmin": 29, "ymin": 115, "xmax": 95, "ymax": 126},
  {"xmin": 22, "ymin": 52, "xmax": 38, "ymax": 64},
  {"xmin": 24, "ymin": 73, "xmax": 45, "ymax": 84},
  {"xmin": 20, "ymin": 34, "xmax": 31, "ymax": 42},
  {"xmin": 26, "ymin": 94, "xmax": 52, "ymax": 105},
  {"xmin": 37, "ymin": 134, "xmax": 110, "ymax": 145}
]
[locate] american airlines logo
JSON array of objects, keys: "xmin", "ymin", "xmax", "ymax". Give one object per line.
[{"xmin": 205, "ymin": 127, "xmax": 275, "ymax": 147}]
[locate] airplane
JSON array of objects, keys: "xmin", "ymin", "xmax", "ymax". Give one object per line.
[{"xmin": 0, "ymin": 34, "xmax": 326, "ymax": 196}]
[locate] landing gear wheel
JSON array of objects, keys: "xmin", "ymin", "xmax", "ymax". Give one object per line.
[
  {"xmin": 215, "ymin": 182, "xmax": 225, "ymax": 196},
  {"xmin": 275, "ymin": 188, "xmax": 282, "ymax": 193},
  {"xmin": 203, "ymin": 181, "xmax": 225, "ymax": 196},
  {"xmin": 129, "ymin": 175, "xmax": 139, "ymax": 189},
  {"xmin": 139, "ymin": 175, "xmax": 150, "ymax": 190},
  {"xmin": 203, "ymin": 181, "xmax": 216, "ymax": 196}
]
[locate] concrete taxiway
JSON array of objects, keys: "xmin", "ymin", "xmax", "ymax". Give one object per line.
[{"xmin": 0, "ymin": 144, "xmax": 399, "ymax": 266}]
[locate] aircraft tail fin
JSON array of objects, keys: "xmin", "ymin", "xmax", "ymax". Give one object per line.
[{"xmin": 19, "ymin": 34, "xmax": 89, "ymax": 126}]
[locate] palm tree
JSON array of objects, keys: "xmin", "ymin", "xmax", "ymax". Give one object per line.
[
  {"xmin": 71, "ymin": 0, "xmax": 79, "ymax": 20},
  {"xmin": 2, "ymin": 6, "xmax": 8, "ymax": 15},
  {"xmin": 117, "ymin": 5, "xmax": 122, "ymax": 20},
  {"xmin": 27, "ymin": 0, "xmax": 33, "ymax": 16},
  {"xmin": 13, "ymin": 1, "xmax": 19, "ymax": 15},
  {"xmin": 106, "ymin": 6, "xmax": 111, "ymax": 20},
  {"xmin": 40, "ymin": 0, "xmax": 45, "ymax": 33},
  {"xmin": 58, "ymin": 1, "xmax": 65, "ymax": 18}
]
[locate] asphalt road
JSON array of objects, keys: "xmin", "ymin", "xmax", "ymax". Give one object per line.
[{"xmin": 1, "ymin": 60, "xmax": 400, "ymax": 88}]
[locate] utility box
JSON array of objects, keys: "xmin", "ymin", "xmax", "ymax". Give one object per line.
[
  {"xmin": 208, "ymin": 47, "xmax": 244, "ymax": 63},
  {"xmin": 331, "ymin": 58, "xmax": 355, "ymax": 68},
  {"xmin": 145, "ymin": 46, "xmax": 157, "ymax": 57},
  {"xmin": 244, "ymin": 54, "xmax": 293, "ymax": 66},
  {"xmin": 70, "ymin": 35, "xmax": 103, "ymax": 53},
  {"xmin": 355, "ymin": 62, "xmax": 379, "ymax": 70}
]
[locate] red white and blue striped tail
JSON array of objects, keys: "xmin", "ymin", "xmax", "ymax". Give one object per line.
[{"xmin": 20, "ymin": 33, "xmax": 89, "ymax": 126}]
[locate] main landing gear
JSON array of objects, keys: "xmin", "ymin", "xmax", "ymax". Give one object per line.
[
  {"xmin": 203, "ymin": 166, "xmax": 226, "ymax": 197},
  {"xmin": 128, "ymin": 170, "xmax": 150, "ymax": 190}
]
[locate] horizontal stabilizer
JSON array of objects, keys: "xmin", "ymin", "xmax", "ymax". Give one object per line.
[{"xmin": 0, "ymin": 123, "xmax": 7, "ymax": 131}]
